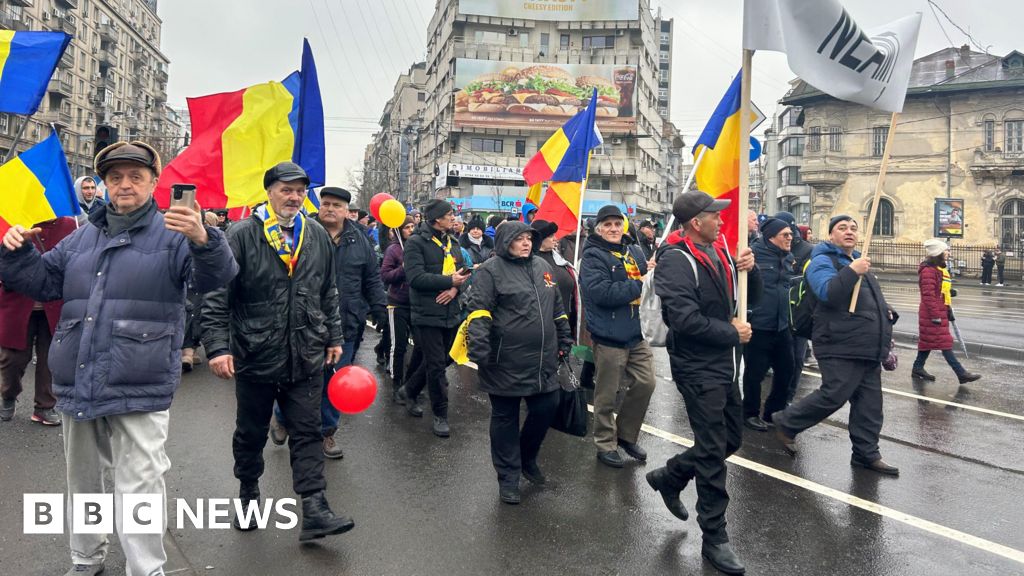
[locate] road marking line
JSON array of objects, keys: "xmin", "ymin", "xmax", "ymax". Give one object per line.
[
  {"xmin": 801, "ymin": 370, "xmax": 1024, "ymax": 422},
  {"xmin": 634, "ymin": 418, "xmax": 1024, "ymax": 565}
]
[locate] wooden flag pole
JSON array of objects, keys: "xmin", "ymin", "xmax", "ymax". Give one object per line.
[
  {"xmin": 658, "ymin": 145, "xmax": 708, "ymax": 244},
  {"xmin": 571, "ymin": 151, "xmax": 594, "ymax": 270},
  {"xmin": 737, "ymin": 49, "xmax": 754, "ymax": 322},
  {"xmin": 849, "ymin": 112, "xmax": 899, "ymax": 313}
]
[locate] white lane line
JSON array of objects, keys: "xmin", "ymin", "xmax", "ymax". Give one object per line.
[
  {"xmin": 632, "ymin": 415, "xmax": 1024, "ymax": 566},
  {"xmin": 801, "ymin": 370, "xmax": 1024, "ymax": 423}
]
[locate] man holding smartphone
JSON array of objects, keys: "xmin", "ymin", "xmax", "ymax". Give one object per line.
[
  {"xmin": 0, "ymin": 141, "xmax": 238, "ymax": 576},
  {"xmin": 396, "ymin": 199, "xmax": 470, "ymax": 438}
]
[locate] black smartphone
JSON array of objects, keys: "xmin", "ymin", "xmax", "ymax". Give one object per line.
[{"xmin": 170, "ymin": 183, "xmax": 197, "ymax": 208}]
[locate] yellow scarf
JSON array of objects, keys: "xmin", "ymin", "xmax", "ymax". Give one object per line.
[
  {"xmin": 255, "ymin": 204, "xmax": 306, "ymax": 276},
  {"xmin": 610, "ymin": 248, "xmax": 642, "ymax": 306},
  {"xmin": 432, "ymin": 234, "xmax": 457, "ymax": 276},
  {"xmin": 938, "ymin": 266, "xmax": 952, "ymax": 306}
]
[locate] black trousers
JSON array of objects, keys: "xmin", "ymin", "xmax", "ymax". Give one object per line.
[
  {"xmin": 981, "ymin": 264, "xmax": 994, "ymax": 284},
  {"xmin": 774, "ymin": 357, "xmax": 883, "ymax": 463},
  {"xmin": 404, "ymin": 325, "xmax": 456, "ymax": 418},
  {"xmin": 488, "ymin": 390, "xmax": 560, "ymax": 487},
  {"xmin": 387, "ymin": 306, "xmax": 421, "ymax": 390},
  {"xmin": 789, "ymin": 336, "xmax": 809, "ymax": 402},
  {"xmin": 664, "ymin": 375, "xmax": 742, "ymax": 544},
  {"xmin": 741, "ymin": 329, "xmax": 794, "ymax": 420},
  {"xmin": 233, "ymin": 375, "xmax": 326, "ymax": 496}
]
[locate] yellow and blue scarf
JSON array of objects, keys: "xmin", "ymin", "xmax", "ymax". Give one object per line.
[
  {"xmin": 609, "ymin": 247, "xmax": 643, "ymax": 306},
  {"xmin": 255, "ymin": 204, "xmax": 306, "ymax": 276},
  {"xmin": 432, "ymin": 234, "xmax": 457, "ymax": 276}
]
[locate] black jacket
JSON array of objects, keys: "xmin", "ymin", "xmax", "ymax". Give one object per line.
[
  {"xmin": 579, "ymin": 234, "xmax": 648, "ymax": 349},
  {"xmin": 466, "ymin": 222, "xmax": 572, "ymax": 397},
  {"xmin": 327, "ymin": 218, "xmax": 386, "ymax": 340},
  {"xmin": 748, "ymin": 238, "xmax": 794, "ymax": 332},
  {"xmin": 637, "ymin": 235, "xmax": 657, "ymax": 260},
  {"xmin": 202, "ymin": 213, "xmax": 343, "ymax": 382},
  {"xmin": 654, "ymin": 234, "xmax": 762, "ymax": 384},
  {"xmin": 790, "ymin": 236, "xmax": 814, "ymax": 273},
  {"xmin": 459, "ymin": 233, "xmax": 494, "ymax": 266},
  {"xmin": 404, "ymin": 222, "xmax": 466, "ymax": 328}
]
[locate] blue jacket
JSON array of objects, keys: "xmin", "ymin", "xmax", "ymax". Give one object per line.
[
  {"xmin": 579, "ymin": 234, "xmax": 647, "ymax": 349},
  {"xmin": 0, "ymin": 201, "xmax": 238, "ymax": 420},
  {"xmin": 748, "ymin": 238, "xmax": 794, "ymax": 332}
]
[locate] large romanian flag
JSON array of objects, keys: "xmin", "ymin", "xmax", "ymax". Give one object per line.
[
  {"xmin": 524, "ymin": 90, "xmax": 603, "ymax": 236},
  {"xmin": 0, "ymin": 132, "xmax": 78, "ymax": 234},
  {"xmin": 0, "ymin": 31, "xmax": 71, "ymax": 114},
  {"xmin": 155, "ymin": 40, "xmax": 325, "ymax": 212},
  {"xmin": 692, "ymin": 72, "xmax": 758, "ymax": 252}
]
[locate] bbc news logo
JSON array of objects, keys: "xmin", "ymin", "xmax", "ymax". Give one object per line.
[{"xmin": 24, "ymin": 494, "xmax": 299, "ymax": 534}]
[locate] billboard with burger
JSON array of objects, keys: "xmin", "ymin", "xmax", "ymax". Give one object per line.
[
  {"xmin": 454, "ymin": 59, "xmax": 637, "ymax": 132},
  {"xmin": 458, "ymin": 0, "xmax": 638, "ymax": 22}
]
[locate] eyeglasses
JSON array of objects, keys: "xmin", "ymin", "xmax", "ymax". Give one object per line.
[{"xmin": 778, "ymin": 232, "xmax": 794, "ymax": 238}]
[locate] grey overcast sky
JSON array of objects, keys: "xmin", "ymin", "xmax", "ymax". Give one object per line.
[{"xmin": 157, "ymin": 0, "xmax": 1022, "ymax": 191}]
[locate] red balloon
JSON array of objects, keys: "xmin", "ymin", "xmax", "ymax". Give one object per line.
[
  {"xmin": 327, "ymin": 366, "xmax": 378, "ymax": 414},
  {"xmin": 369, "ymin": 192, "xmax": 394, "ymax": 221}
]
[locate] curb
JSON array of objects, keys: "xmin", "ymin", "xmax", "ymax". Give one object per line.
[
  {"xmin": 876, "ymin": 273, "xmax": 1024, "ymax": 292},
  {"xmin": 892, "ymin": 330, "xmax": 1024, "ymax": 363}
]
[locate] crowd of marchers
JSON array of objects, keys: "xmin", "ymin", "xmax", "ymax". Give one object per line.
[{"xmin": 0, "ymin": 139, "xmax": 983, "ymax": 576}]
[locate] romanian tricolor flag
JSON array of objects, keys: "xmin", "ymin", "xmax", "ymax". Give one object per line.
[
  {"xmin": 155, "ymin": 39, "xmax": 325, "ymax": 212},
  {"xmin": 0, "ymin": 132, "xmax": 78, "ymax": 234},
  {"xmin": 692, "ymin": 72, "xmax": 758, "ymax": 252},
  {"xmin": 0, "ymin": 31, "xmax": 71, "ymax": 114},
  {"xmin": 525, "ymin": 90, "xmax": 603, "ymax": 237}
]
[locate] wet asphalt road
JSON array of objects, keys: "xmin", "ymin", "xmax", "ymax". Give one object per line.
[{"xmin": 2, "ymin": 319, "xmax": 1023, "ymax": 574}]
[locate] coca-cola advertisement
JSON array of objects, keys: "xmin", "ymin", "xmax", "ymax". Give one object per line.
[{"xmin": 454, "ymin": 59, "xmax": 637, "ymax": 132}]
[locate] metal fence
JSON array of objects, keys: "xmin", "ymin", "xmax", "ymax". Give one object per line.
[{"xmin": 865, "ymin": 241, "xmax": 1023, "ymax": 281}]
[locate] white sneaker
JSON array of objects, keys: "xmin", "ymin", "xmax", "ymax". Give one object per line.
[{"xmin": 996, "ymin": 283, "xmax": 1005, "ymax": 287}]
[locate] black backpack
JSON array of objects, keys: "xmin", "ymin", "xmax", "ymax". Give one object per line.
[{"xmin": 789, "ymin": 254, "xmax": 842, "ymax": 338}]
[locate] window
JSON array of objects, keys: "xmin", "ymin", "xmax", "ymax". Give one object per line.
[
  {"xmin": 1006, "ymin": 120, "xmax": 1024, "ymax": 153},
  {"xmin": 470, "ymin": 138, "xmax": 502, "ymax": 153},
  {"xmin": 828, "ymin": 127, "xmax": 842, "ymax": 152},
  {"xmin": 589, "ymin": 178, "xmax": 610, "ymax": 190},
  {"xmin": 559, "ymin": 34, "xmax": 570, "ymax": 49},
  {"xmin": 515, "ymin": 139, "xmax": 526, "ymax": 157},
  {"xmin": 540, "ymin": 33, "xmax": 549, "ymax": 50},
  {"xmin": 779, "ymin": 107, "xmax": 801, "ymax": 130},
  {"xmin": 807, "ymin": 126, "xmax": 821, "ymax": 152},
  {"xmin": 872, "ymin": 126, "xmax": 889, "ymax": 157},
  {"xmin": 582, "ymin": 35, "xmax": 615, "ymax": 50},
  {"xmin": 984, "ymin": 119, "xmax": 995, "ymax": 151},
  {"xmin": 872, "ymin": 198, "xmax": 895, "ymax": 237},
  {"xmin": 519, "ymin": 33, "xmax": 529, "ymax": 48},
  {"xmin": 783, "ymin": 137, "xmax": 804, "ymax": 157},
  {"xmin": 1000, "ymin": 198, "xmax": 1024, "ymax": 249},
  {"xmin": 779, "ymin": 167, "xmax": 802, "ymax": 186},
  {"xmin": 417, "ymin": 92, "xmax": 425, "ymax": 102},
  {"xmin": 0, "ymin": 114, "xmax": 8, "ymax": 133},
  {"xmin": 474, "ymin": 30, "xmax": 505, "ymax": 45}
]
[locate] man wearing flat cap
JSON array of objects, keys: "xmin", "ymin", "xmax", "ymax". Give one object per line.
[
  {"xmin": 202, "ymin": 161, "xmax": 355, "ymax": 540},
  {"xmin": 645, "ymin": 189, "xmax": 760, "ymax": 575},
  {"xmin": 772, "ymin": 215, "xmax": 900, "ymax": 477},
  {"xmin": 0, "ymin": 141, "xmax": 238, "ymax": 576}
]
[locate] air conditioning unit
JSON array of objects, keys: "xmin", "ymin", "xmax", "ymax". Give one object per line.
[
  {"xmin": 41, "ymin": 12, "xmax": 50, "ymax": 20},
  {"xmin": 507, "ymin": 28, "xmax": 518, "ymax": 36},
  {"xmin": 52, "ymin": 8, "xmax": 61, "ymax": 17},
  {"xmin": 612, "ymin": 138, "xmax": 624, "ymax": 145},
  {"xmin": 67, "ymin": 15, "xmax": 76, "ymax": 24}
]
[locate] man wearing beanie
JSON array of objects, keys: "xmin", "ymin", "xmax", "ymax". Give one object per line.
[
  {"xmin": 397, "ymin": 199, "xmax": 470, "ymax": 437},
  {"xmin": 774, "ymin": 211, "xmax": 815, "ymax": 401},
  {"xmin": 741, "ymin": 218, "xmax": 796, "ymax": 433},
  {"xmin": 772, "ymin": 215, "xmax": 900, "ymax": 477},
  {"xmin": 459, "ymin": 217, "xmax": 494, "ymax": 265}
]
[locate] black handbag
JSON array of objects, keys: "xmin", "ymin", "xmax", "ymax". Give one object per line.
[{"xmin": 551, "ymin": 357, "xmax": 588, "ymax": 437}]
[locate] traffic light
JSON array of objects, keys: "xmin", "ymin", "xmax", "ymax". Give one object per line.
[{"xmin": 94, "ymin": 125, "xmax": 119, "ymax": 157}]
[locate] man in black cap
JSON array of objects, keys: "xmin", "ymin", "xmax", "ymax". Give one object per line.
[
  {"xmin": 636, "ymin": 220, "xmax": 657, "ymax": 260},
  {"xmin": 396, "ymin": 199, "xmax": 470, "ymax": 437},
  {"xmin": 203, "ymin": 161, "xmax": 356, "ymax": 539},
  {"xmin": 645, "ymin": 189, "xmax": 760, "ymax": 575},
  {"xmin": 741, "ymin": 217, "xmax": 795, "ymax": 432},
  {"xmin": 269, "ymin": 186, "xmax": 386, "ymax": 459},
  {"xmin": 2, "ymin": 141, "xmax": 238, "ymax": 576},
  {"xmin": 579, "ymin": 204, "xmax": 656, "ymax": 468},
  {"xmin": 772, "ymin": 215, "xmax": 900, "ymax": 476},
  {"xmin": 773, "ymin": 211, "xmax": 814, "ymax": 401}
]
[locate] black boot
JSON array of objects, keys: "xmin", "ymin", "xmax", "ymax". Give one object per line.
[
  {"xmin": 299, "ymin": 491, "xmax": 355, "ymax": 542},
  {"xmin": 958, "ymin": 371, "xmax": 982, "ymax": 384},
  {"xmin": 645, "ymin": 468, "xmax": 688, "ymax": 521},
  {"xmin": 702, "ymin": 541, "xmax": 745, "ymax": 575},
  {"xmin": 911, "ymin": 366, "xmax": 936, "ymax": 381},
  {"xmin": 232, "ymin": 481, "xmax": 260, "ymax": 531}
]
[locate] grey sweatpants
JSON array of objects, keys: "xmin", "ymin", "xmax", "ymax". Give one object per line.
[{"xmin": 63, "ymin": 410, "xmax": 171, "ymax": 576}]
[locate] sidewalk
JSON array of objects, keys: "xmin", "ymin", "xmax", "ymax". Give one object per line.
[{"xmin": 875, "ymin": 270, "xmax": 1024, "ymax": 291}]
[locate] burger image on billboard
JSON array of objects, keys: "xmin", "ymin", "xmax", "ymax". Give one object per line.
[{"xmin": 575, "ymin": 75, "xmax": 620, "ymax": 117}]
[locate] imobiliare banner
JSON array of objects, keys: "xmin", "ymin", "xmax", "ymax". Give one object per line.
[
  {"xmin": 457, "ymin": 0, "xmax": 638, "ymax": 22},
  {"xmin": 454, "ymin": 59, "xmax": 637, "ymax": 132}
]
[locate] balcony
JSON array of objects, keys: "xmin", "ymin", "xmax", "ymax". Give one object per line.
[
  {"xmin": 98, "ymin": 21, "xmax": 119, "ymax": 41},
  {"xmin": 0, "ymin": 10, "xmax": 27, "ymax": 30},
  {"xmin": 799, "ymin": 156, "xmax": 848, "ymax": 187},
  {"xmin": 47, "ymin": 77, "xmax": 73, "ymax": 98},
  {"xmin": 43, "ymin": 110, "xmax": 73, "ymax": 127},
  {"xmin": 97, "ymin": 49, "xmax": 116, "ymax": 67},
  {"xmin": 155, "ymin": 67, "xmax": 168, "ymax": 82},
  {"xmin": 154, "ymin": 85, "xmax": 167, "ymax": 104},
  {"xmin": 777, "ymin": 184, "xmax": 811, "ymax": 200},
  {"xmin": 99, "ymin": 74, "xmax": 115, "ymax": 89},
  {"xmin": 55, "ymin": 0, "xmax": 78, "ymax": 8},
  {"xmin": 56, "ymin": 15, "xmax": 76, "ymax": 34},
  {"xmin": 589, "ymin": 156, "xmax": 639, "ymax": 176},
  {"xmin": 58, "ymin": 50, "xmax": 74, "ymax": 69},
  {"xmin": 970, "ymin": 148, "xmax": 1024, "ymax": 184}
]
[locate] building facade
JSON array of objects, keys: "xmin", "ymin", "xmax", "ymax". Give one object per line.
[
  {"xmin": 783, "ymin": 46, "xmax": 1024, "ymax": 249},
  {"xmin": 0, "ymin": 0, "xmax": 172, "ymax": 177},
  {"xmin": 373, "ymin": 0, "xmax": 680, "ymax": 220},
  {"xmin": 362, "ymin": 62, "xmax": 428, "ymax": 205}
]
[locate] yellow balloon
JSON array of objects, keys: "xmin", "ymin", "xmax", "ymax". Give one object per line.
[{"xmin": 379, "ymin": 199, "xmax": 407, "ymax": 229}]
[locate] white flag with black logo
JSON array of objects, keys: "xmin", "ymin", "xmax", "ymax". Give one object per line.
[{"xmin": 744, "ymin": 0, "xmax": 921, "ymax": 113}]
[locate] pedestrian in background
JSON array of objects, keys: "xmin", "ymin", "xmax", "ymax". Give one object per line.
[
  {"xmin": 460, "ymin": 217, "xmax": 494, "ymax": 266},
  {"xmin": 466, "ymin": 221, "xmax": 572, "ymax": 504},
  {"xmin": 73, "ymin": 176, "xmax": 105, "ymax": 225},
  {"xmin": 381, "ymin": 217, "xmax": 422, "ymax": 405},
  {"xmin": 579, "ymin": 205, "xmax": 655, "ymax": 468},
  {"xmin": 994, "ymin": 247, "xmax": 1006, "ymax": 286},
  {"xmin": 912, "ymin": 239, "xmax": 981, "ymax": 384},
  {"xmin": 775, "ymin": 211, "xmax": 814, "ymax": 402},
  {"xmin": 636, "ymin": 220, "xmax": 657, "ymax": 260},
  {"xmin": 532, "ymin": 220, "xmax": 579, "ymax": 337},
  {"xmin": 0, "ymin": 216, "xmax": 77, "ymax": 425},
  {"xmin": 980, "ymin": 249, "xmax": 995, "ymax": 285}
]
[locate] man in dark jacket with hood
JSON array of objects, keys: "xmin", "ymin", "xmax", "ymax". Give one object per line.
[
  {"xmin": 203, "ymin": 162, "xmax": 355, "ymax": 540},
  {"xmin": 579, "ymin": 205, "xmax": 656, "ymax": 469},
  {"xmin": 466, "ymin": 221, "xmax": 573, "ymax": 504},
  {"xmin": 741, "ymin": 218, "xmax": 795, "ymax": 432},
  {"xmin": 1, "ymin": 141, "xmax": 237, "ymax": 576},
  {"xmin": 645, "ymin": 190, "xmax": 760, "ymax": 576},
  {"xmin": 774, "ymin": 210, "xmax": 814, "ymax": 401},
  {"xmin": 460, "ymin": 217, "xmax": 494, "ymax": 266},
  {"xmin": 772, "ymin": 215, "xmax": 900, "ymax": 477},
  {"xmin": 397, "ymin": 199, "xmax": 470, "ymax": 437}
]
